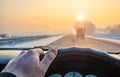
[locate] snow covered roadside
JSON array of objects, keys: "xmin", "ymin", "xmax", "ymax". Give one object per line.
[
  {"xmin": 0, "ymin": 35, "xmax": 65, "ymax": 48},
  {"xmin": 88, "ymin": 34, "xmax": 120, "ymax": 40},
  {"xmin": 87, "ymin": 35, "xmax": 120, "ymax": 45}
]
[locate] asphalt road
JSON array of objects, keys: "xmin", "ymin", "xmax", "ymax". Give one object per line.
[{"xmin": 47, "ymin": 34, "xmax": 120, "ymax": 53}]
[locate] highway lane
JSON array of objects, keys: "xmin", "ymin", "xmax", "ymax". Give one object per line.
[
  {"xmin": 47, "ymin": 34, "xmax": 120, "ymax": 53},
  {"xmin": 1, "ymin": 34, "xmax": 120, "ymax": 53}
]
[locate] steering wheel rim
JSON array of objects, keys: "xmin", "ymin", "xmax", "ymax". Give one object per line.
[
  {"xmin": 58, "ymin": 47, "xmax": 120, "ymax": 65},
  {"xmin": 45, "ymin": 47, "xmax": 120, "ymax": 77}
]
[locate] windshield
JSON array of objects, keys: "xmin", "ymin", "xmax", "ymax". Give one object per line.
[{"xmin": 0, "ymin": 0, "xmax": 120, "ymax": 53}]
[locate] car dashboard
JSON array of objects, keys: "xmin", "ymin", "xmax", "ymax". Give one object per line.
[{"xmin": 0, "ymin": 47, "xmax": 120, "ymax": 77}]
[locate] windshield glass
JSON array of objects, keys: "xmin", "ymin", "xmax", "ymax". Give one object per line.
[{"xmin": 0, "ymin": 0, "xmax": 120, "ymax": 52}]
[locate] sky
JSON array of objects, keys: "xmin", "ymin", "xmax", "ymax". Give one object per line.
[{"xmin": 0, "ymin": 0, "xmax": 120, "ymax": 36}]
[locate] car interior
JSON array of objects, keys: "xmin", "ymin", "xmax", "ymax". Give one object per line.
[
  {"xmin": 0, "ymin": 47, "xmax": 120, "ymax": 77},
  {"xmin": 0, "ymin": 0, "xmax": 120, "ymax": 77}
]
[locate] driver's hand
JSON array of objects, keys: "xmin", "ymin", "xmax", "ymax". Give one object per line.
[{"xmin": 2, "ymin": 48, "xmax": 58, "ymax": 77}]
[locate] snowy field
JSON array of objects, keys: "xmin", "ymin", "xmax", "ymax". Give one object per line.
[
  {"xmin": 88, "ymin": 34, "xmax": 120, "ymax": 44},
  {"xmin": 89, "ymin": 34, "xmax": 120, "ymax": 40},
  {"xmin": 0, "ymin": 35, "xmax": 65, "ymax": 48}
]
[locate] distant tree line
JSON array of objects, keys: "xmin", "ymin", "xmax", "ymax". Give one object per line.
[
  {"xmin": 0, "ymin": 34, "xmax": 13, "ymax": 39},
  {"xmin": 97, "ymin": 24, "xmax": 120, "ymax": 35},
  {"xmin": 109, "ymin": 24, "xmax": 120, "ymax": 35},
  {"xmin": 74, "ymin": 21, "xmax": 96, "ymax": 34},
  {"xmin": 84, "ymin": 21, "xmax": 96, "ymax": 34}
]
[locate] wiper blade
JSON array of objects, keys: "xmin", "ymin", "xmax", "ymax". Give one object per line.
[
  {"xmin": 0, "ymin": 47, "xmax": 33, "ymax": 50},
  {"xmin": 108, "ymin": 52, "xmax": 120, "ymax": 54},
  {"xmin": 0, "ymin": 46, "xmax": 51, "ymax": 51}
]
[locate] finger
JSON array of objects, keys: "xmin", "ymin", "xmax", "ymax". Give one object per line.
[
  {"xmin": 48, "ymin": 48, "xmax": 58, "ymax": 55},
  {"xmin": 10, "ymin": 58, "xmax": 16, "ymax": 62},
  {"xmin": 18, "ymin": 50, "xmax": 27, "ymax": 56},
  {"xmin": 27, "ymin": 48, "xmax": 44, "ymax": 56},
  {"xmin": 40, "ymin": 48, "xmax": 58, "ymax": 71}
]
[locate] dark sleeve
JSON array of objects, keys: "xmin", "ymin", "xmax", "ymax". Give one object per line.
[{"xmin": 0, "ymin": 72, "xmax": 17, "ymax": 77}]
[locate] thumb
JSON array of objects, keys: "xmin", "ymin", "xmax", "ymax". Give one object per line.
[{"xmin": 40, "ymin": 48, "xmax": 58, "ymax": 72}]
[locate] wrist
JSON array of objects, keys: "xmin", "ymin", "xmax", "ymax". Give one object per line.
[
  {"xmin": 2, "ymin": 70, "xmax": 24, "ymax": 77},
  {"xmin": 0, "ymin": 72, "xmax": 17, "ymax": 77}
]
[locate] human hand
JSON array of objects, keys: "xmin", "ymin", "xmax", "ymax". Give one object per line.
[{"xmin": 2, "ymin": 48, "xmax": 58, "ymax": 77}]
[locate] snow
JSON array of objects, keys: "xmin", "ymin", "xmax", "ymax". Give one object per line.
[
  {"xmin": 0, "ymin": 35, "xmax": 65, "ymax": 48},
  {"xmin": 1, "ymin": 34, "xmax": 120, "ymax": 48},
  {"xmin": 87, "ymin": 35, "xmax": 120, "ymax": 45},
  {"xmin": 89, "ymin": 34, "xmax": 120, "ymax": 40}
]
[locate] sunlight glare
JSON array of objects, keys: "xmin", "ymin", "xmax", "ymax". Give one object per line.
[{"xmin": 78, "ymin": 14, "xmax": 84, "ymax": 21}]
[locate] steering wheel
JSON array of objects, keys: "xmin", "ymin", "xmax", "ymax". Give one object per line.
[{"xmin": 43, "ymin": 47, "xmax": 120, "ymax": 77}]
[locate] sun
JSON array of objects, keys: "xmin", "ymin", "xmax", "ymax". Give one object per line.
[{"xmin": 78, "ymin": 14, "xmax": 84, "ymax": 21}]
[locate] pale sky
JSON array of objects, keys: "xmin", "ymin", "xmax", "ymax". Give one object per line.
[{"xmin": 0, "ymin": 0, "xmax": 120, "ymax": 35}]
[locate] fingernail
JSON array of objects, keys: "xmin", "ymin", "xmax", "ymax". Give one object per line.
[{"xmin": 50, "ymin": 49, "xmax": 58, "ymax": 55}]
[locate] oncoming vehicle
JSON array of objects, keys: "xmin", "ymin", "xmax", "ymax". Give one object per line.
[
  {"xmin": 0, "ymin": 0, "xmax": 120, "ymax": 77},
  {"xmin": 76, "ymin": 27, "xmax": 86, "ymax": 38},
  {"xmin": 74, "ymin": 21, "xmax": 86, "ymax": 38}
]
